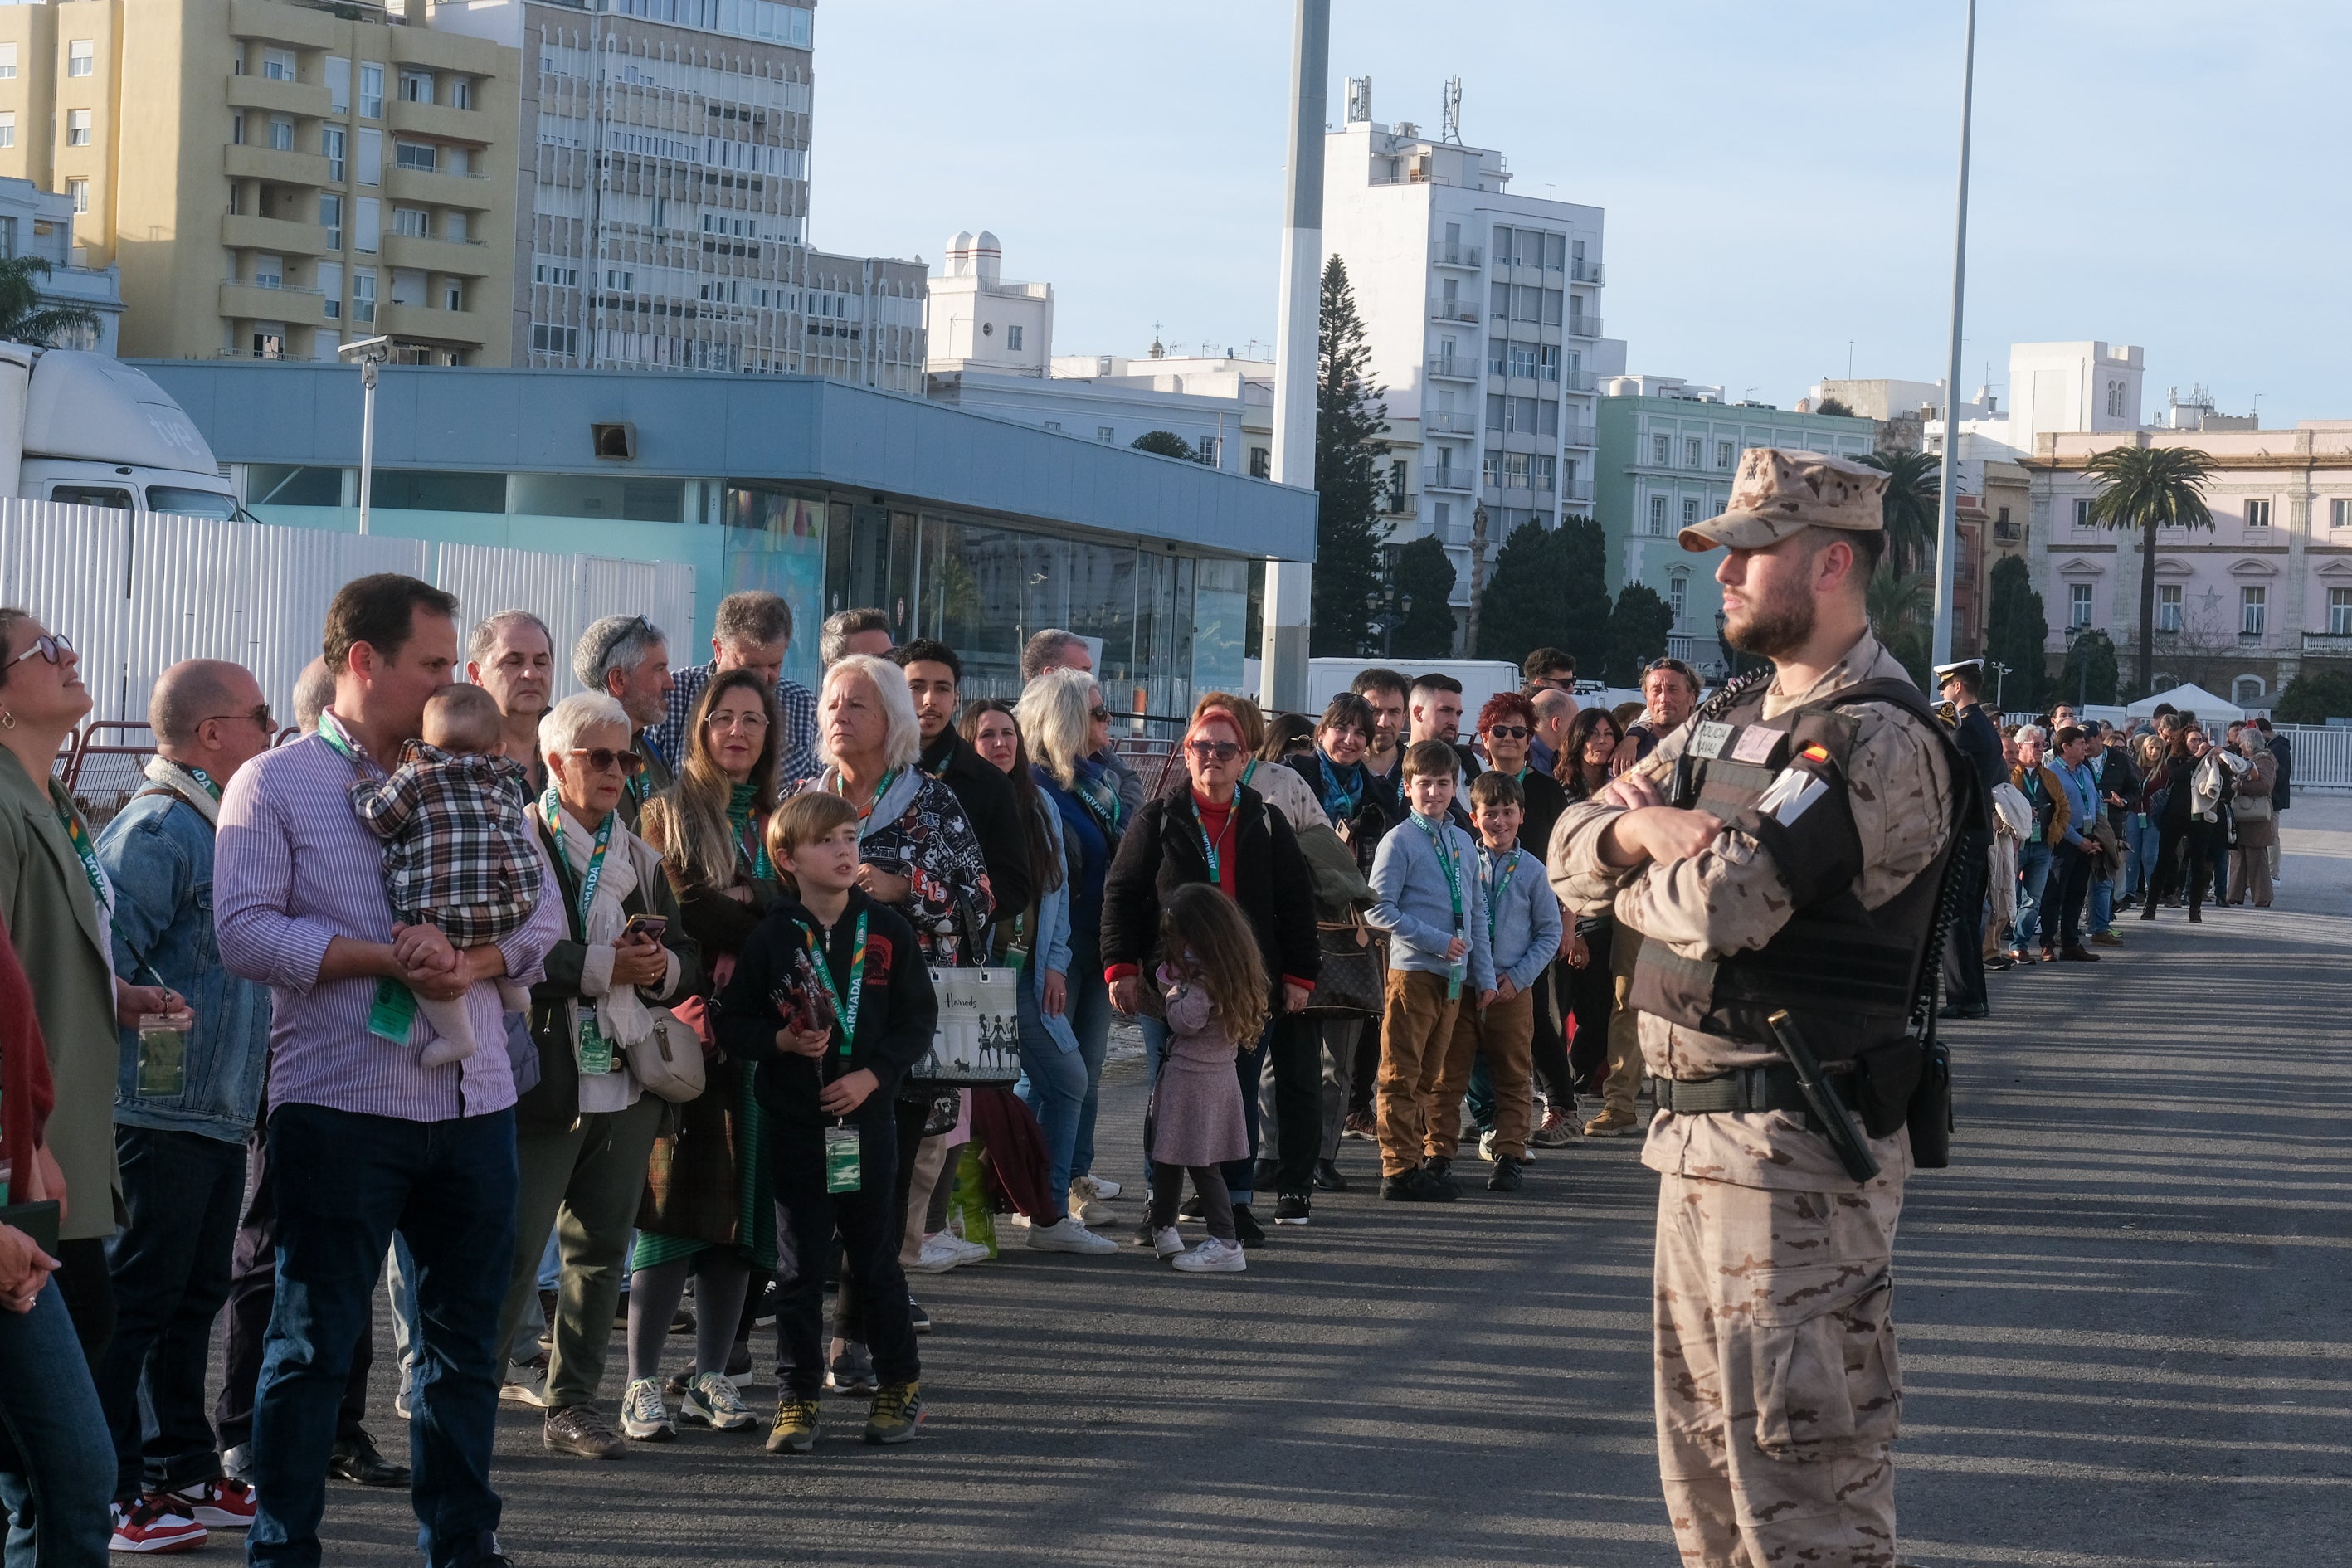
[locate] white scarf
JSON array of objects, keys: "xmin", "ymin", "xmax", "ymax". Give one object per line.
[
  {"xmin": 533, "ymin": 801, "xmax": 656, "ymax": 1050},
  {"xmin": 144, "ymin": 756, "xmax": 221, "ymax": 827}
]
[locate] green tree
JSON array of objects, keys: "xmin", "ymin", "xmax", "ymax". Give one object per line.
[
  {"xmin": 1553, "ymin": 517, "xmax": 1615, "ymax": 677},
  {"xmin": 1130, "ymin": 429, "xmax": 1199, "ymax": 460},
  {"xmin": 1602, "ymin": 582, "xmax": 1673, "ymax": 686},
  {"xmin": 2083, "ymin": 446, "xmax": 2216, "ymax": 699},
  {"xmin": 1474, "ymin": 520, "xmax": 1566, "ymax": 666},
  {"xmin": 2275, "ymin": 670, "xmax": 2352, "ymax": 724},
  {"xmin": 2059, "ymin": 628, "xmax": 2119, "ymax": 705},
  {"xmin": 1388, "ymin": 537, "xmax": 1458, "ymax": 660},
  {"xmin": 1984, "ymin": 554, "xmax": 2048, "ymax": 713},
  {"xmin": 1867, "ymin": 562, "xmax": 1934, "ymax": 689},
  {"xmin": 1814, "ymin": 396, "xmax": 1855, "ymax": 418},
  {"xmin": 0, "ymin": 256, "xmax": 98, "ymax": 348},
  {"xmin": 1856, "ymin": 449, "xmax": 1941, "ymax": 579},
  {"xmin": 1309, "ymin": 256, "xmax": 1389, "ymax": 656}
]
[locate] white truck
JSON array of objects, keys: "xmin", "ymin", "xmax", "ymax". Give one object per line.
[{"xmin": 0, "ymin": 345, "xmax": 238, "ymax": 519}]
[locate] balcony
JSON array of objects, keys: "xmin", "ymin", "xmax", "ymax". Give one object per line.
[
  {"xmin": 219, "ymin": 279, "xmax": 324, "ymax": 328},
  {"xmin": 1566, "ymin": 314, "xmax": 1603, "ymax": 339},
  {"xmin": 1562, "ymin": 478, "xmax": 1595, "ymax": 504},
  {"xmin": 385, "ymin": 164, "xmax": 496, "ymax": 211},
  {"xmin": 380, "ymin": 299, "xmax": 489, "ymax": 343},
  {"xmin": 1564, "ymin": 370, "xmax": 1598, "ymax": 392},
  {"xmin": 1428, "ymin": 295, "xmax": 1480, "ymax": 325},
  {"xmin": 226, "ymin": 72, "xmax": 333, "ymax": 120},
  {"xmin": 1561, "ymin": 422, "xmax": 1598, "ymax": 449},
  {"xmin": 389, "ymin": 96, "xmax": 495, "ymax": 145},
  {"xmin": 1423, "ymin": 409, "xmax": 1478, "ymax": 436},
  {"xmin": 225, "ymin": 144, "xmax": 331, "ymax": 188},
  {"xmin": 2303, "ymin": 632, "xmax": 2352, "ymax": 658},
  {"xmin": 1571, "ymin": 258, "xmax": 1605, "ymax": 285},
  {"xmin": 1381, "ymin": 491, "xmax": 1418, "ymax": 519},
  {"xmin": 222, "ymin": 212, "xmax": 330, "ymax": 257},
  {"xmin": 1424, "ymin": 469, "xmax": 1473, "ymax": 494},
  {"xmin": 382, "ymin": 232, "xmax": 496, "ymax": 277},
  {"xmin": 1424, "ymin": 355, "xmax": 1478, "ymax": 382},
  {"xmin": 1430, "ymin": 241, "xmax": 1483, "ymax": 269}
]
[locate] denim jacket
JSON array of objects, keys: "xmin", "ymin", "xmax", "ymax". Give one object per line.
[
  {"xmin": 1026, "ymin": 794, "xmax": 1080, "ymax": 1054},
  {"xmin": 95, "ymin": 786, "xmax": 270, "ymax": 1142}
]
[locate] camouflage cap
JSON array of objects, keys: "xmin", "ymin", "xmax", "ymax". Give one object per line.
[{"xmin": 1680, "ymin": 448, "xmax": 1888, "ymax": 552}]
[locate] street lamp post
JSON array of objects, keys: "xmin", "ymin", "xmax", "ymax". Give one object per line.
[
  {"xmin": 336, "ymin": 334, "xmax": 392, "ymax": 537},
  {"xmin": 1930, "ymin": 0, "xmax": 1978, "ymax": 667}
]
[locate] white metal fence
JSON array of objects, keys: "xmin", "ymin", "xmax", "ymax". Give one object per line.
[
  {"xmin": 2278, "ymin": 724, "xmax": 2352, "ymax": 793},
  {"xmin": 0, "ymin": 499, "xmax": 695, "ymax": 725}
]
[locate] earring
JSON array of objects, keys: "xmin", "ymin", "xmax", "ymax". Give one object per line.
[{"xmin": 0, "ymin": 710, "xmax": 13, "ymax": 730}]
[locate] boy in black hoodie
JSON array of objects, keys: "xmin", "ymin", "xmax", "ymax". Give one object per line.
[{"xmin": 719, "ymin": 792, "xmax": 938, "ymax": 1453}]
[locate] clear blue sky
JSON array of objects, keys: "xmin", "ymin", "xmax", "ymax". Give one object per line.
[{"xmin": 813, "ymin": 2, "xmax": 2348, "ymax": 425}]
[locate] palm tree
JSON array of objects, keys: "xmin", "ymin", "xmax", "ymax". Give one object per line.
[
  {"xmin": 0, "ymin": 255, "xmax": 97, "ymax": 347},
  {"xmin": 1857, "ymin": 449, "xmax": 1941, "ymax": 579},
  {"xmin": 2083, "ymin": 445, "xmax": 2215, "ymax": 698},
  {"xmin": 1867, "ymin": 562, "xmax": 1934, "ymax": 687}
]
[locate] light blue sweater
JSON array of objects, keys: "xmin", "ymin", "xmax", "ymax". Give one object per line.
[
  {"xmin": 1478, "ymin": 841, "xmax": 1562, "ymax": 995},
  {"xmin": 1367, "ymin": 813, "xmax": 1496, "ymax": 994}
]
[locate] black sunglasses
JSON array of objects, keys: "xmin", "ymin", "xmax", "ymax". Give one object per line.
[
  {"xmin": 1185, "ymin": 740, "xmax": 1244, "ymax": 762},
  {"xmin": 199, "ymin": 704, "xmax": 275, "ymax": 732},
  {"xmin": 1088, "ymin": 704, "xmax": 1111, "ymax": 721},
  {"xmin": 571, "ymin": 747, "xmax": 646, "ymax": 777},
  {"xmin": 7, "ymin": 630, "xmax": 72, "ymax": 667},
  {"xmin": 1483, "ymin": 724, "xmax": 1531, "ymax": 740}
]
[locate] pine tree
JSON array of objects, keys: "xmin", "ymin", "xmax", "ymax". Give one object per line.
[
  {"xmin": 1554, "ymin": 517, "xmax": 1615, "ymax": 679},
  {"xmin": 1310, "ymin": 256, "xmax": 1389, "ymax": 656},
  {"xmin": 1984, "ymin": 555, "xmax": 2048, "ymax": 713},
  {"xmin": 2059, "ymin": 628, "xmax": 2119, "ymax": 706},
  {"xmin": 1603, "ymin": 582, "xmax": 1673, "ymax": 686},
  {"xmin": 1389, "ymin": 537, "xmax": 1458, "ymax": 659},
  {"xmin": 1473, "ymin": 520, "xmax": 1563, "ymax": 665}
]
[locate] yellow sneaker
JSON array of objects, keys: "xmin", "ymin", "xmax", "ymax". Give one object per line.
[
  {"xmin": 864, "ymin": 1381, "xmax": 924, "ymax": 1445},
  {"xmin": 765, "ymin": 1397, "xmax": 819, "ymax": 1455}
]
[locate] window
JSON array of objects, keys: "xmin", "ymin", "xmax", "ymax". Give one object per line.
[
  {"xmin": 393, "ymin": 207, "xmax": 428, "ymax": 237},
  {"xmin": 1486, "ymin": 393, "xmax": 1505, "ymax": 431},
  {"xmin": 2069, "ymin": 582, "xmax": 2092, "ymax": 628},
  {"xmin": 2157, "ymin": 583, "xmax": 2181, "ymax": 632},
  {"xmin": 0, "ymin": 43, "xmax": 16, "ymax": 80},
  {"xmin": 66, "ymin": 110, "xmax": 91, "ymax": 147},
  {"xmin": 263, "ymin": 49, "xmax": 296, "ymax": 82},
  {"xmin": 67, "ymin": 40, "xmax": 94, "ymax": 77},
  {"xmin": 1546, "ymin": 232, "xmax": 1566, "ymax": 271},
  {"xmin": 394, "ymin": 141, "xmax": 437, "ymax": 171},
  {"xmin": 1488, "ymin": 280, "xmax": 1508, "ymax": 319},
  {"xmin": 66, "ymin": 179, "xmax": 87, "ymax": 214},
  {"xmin": 1249, "ymin": 446, "xmax": 1270, "ymax": 480},
  {"xmin": 323, "ymin": 126, "xmax": 346, "ymax": 182},
  {"xmin": 1098, "ymin": 426, "xmax": 1115, "ymax": 443},
  {"xmin": 443, "ymin": 212, "xmax": 466, "ymax": 243},
  {"xmin": 1543, "ymin": 289, "xmax": 1564, "ymax": 327},
  {"xmin": 604, "ymin": 267, "xmax": 632, "ymax": 290},
  {"xmin": 328, "ymin": 56, "xmax": 349, "ymax": 114},
  {"xmin": 251, "ymin": 254, "xmax": 282, "ymax": 287},
  {"xmin": 1537, "ymin": 399, "xmax": 1558, "ymax": 437},
  {"xmin": 442, "ymin": 282, "xmax": 462, "ymax": 312},
  {"xmin": 1006, "ymin": 324, "xmax": 1023, "ymax": 351},
  {"xmin": 352, "ymin": 268, "xmax": 376, "ymax": 323},
  {"xmin": 353, "ymin": 197, "xmax": 379, "ymax": 254},
  {"xmin": 449, "ymin": 78, "xmax": 473, "ymax": 110},
  {"xmin": 357, "ymin": 128, "xmax": 381, "ymax": 184},
  {"xmin": 1685, "ymin": 437, "xmax": 1703, "ymax": 468},
  {"xmin": 0, "ymin": 114, "xmax": 14, "ymax": 151},
  {"xmin": 1717, "ymin": 441, "xmax": 1734, "ymax": 470},
  {"xmin": 2335, "ymin": 498, "xmax": 2352, "ymax": 529},
  {"xmin": 531, "ymin": 322, "xmax": 579, "ymax": 357},
  {"xmin": 1668, "ymin": 577, "xmax": 1687, "ymax": 628},
  {"xmin": 359, "ymin": 62, "xmax": 384, "ymax": 119},
  {"xmin": 270, "ymin": 117, "xmax": 293, "ymax": 152},
  {"xmin": 1487, "ymin": 335, "xmax": 1507, "ymax": 377},
  {"xmin": 1648, "ymin": 494, "xmax": 1668, "ymax": 536},
  {"xmin": 1529, "ymin": 454, "xmax": 1555, "ymax": 492},
  {"xmin": 2245, "ymin": 498, "xmax": 2271, "ymax": 528},
  {"xmin": 231, "ymin": 112, "xmax": 245, "ymax": 145},
  {"xmin": 2240, "ymin": 585, "xmax": 2266, "ymax": 637},
  {"xmin": 1537, "ymin": 344, "xmax": 1559, "ymax": 382},
  {"xmin": 315, "ymin": 260, "xmax": 340, "ymax": 319},
  {"xmin": 251, "ymin": 331, "xmax": 284, "ymax": 362},
  {"xmin": 400, "ymin": 71, "xmax": 432, "ymax": 103},
  {"xmin": 2105, "ymin": 379, "xmax": 2126, "ymax": 419},
  {"xmin": 532, "ymin": 258, "xmax": 579, "ymax": 287},
  {"xmin": 1653, "ymin": 433, "xmax": 1671, "ymax": 465},
  {"xmin": 1506, "ymin": 342, "xmax": 1538, "ymax": 380},
  {"xmin": 319, "ymin": 193, "xmax": 343, "ymax": 249},
  {"xmin": 2073, "ymin": 497, "xmax": 2093, "ymax": 529},
  {"xmin": 1682, "ymin": 497, "xmax": 1701, "ymax": 531},
  {"xmin": 2330, "ymin": 587, "xmax": 2352, "ymax": 635}
]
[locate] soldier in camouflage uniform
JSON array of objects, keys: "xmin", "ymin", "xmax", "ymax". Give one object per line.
[{"xmin": 1549, "ymin": 450, "xmax": 1959, "ymax": 1568}]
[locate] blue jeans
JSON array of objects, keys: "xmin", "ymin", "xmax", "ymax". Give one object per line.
[
  {"xmin": 95, "ymin": 1127, "xmax": 246, "ymax": 1501},
  {"xmin": 2089, "ymin": 865, "xmax": 2114, "ymax": 936},
  {"xmin": 1062, "ymin": 939, "xmax": 1113, "ymax": 1182},
  {"xmin": 2014, "ymin": 840, "xmax": 2053, "ymax": 949},
  {"xmin": 248, "ymin": 1104, "xmax": 519, "ymax": 1568},
  {"xmin": 2125, "ymin": 814, "xmax": 2158, "ymax": 898},
  {"xmin": 0, "ymin": 1286, "xmax": 113, "ymax": 1566},
  {"xmin": 1013, "ymin": 974, "xmax": 1087, "ymax": 1223}
]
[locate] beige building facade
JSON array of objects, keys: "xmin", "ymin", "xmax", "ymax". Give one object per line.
[{"xmin": 0, "ymin": 0, "xmax": 518, "ymax": 365}]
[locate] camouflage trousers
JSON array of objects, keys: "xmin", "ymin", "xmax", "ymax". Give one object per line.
[{"xmin": 1653, "ymin": 1169, "xmax": 1906, "ymax": 1568}]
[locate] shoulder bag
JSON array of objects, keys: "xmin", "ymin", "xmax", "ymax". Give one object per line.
[
  {"xmin": 1302, "ymin": 908, "xmax": 1387, "ymax": 1019},
  {"xmin": 624, "ymin": 1006, "xmax": 707, "ymax": 1103}
]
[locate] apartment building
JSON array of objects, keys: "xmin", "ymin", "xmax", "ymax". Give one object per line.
[
  {"xmin": 1319, "ymin": 77, "xmax": 1612, "ymax": 618},
  {"xmin": 0, "ymin": 0, "xmax": 519, "ymax": 365},
  {"xmin": 430, "ymin": 0, "xmax": 924, "ymax": 390},
  {"xmin": 0, "ymin": 173, "xmax": 122, "ymax": 353}
]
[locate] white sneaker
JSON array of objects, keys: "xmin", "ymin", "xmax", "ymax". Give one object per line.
[
  {"xmin": 680, "ymin": 1371, "xmax": 757, "ymax": 1431},
  {"xmin": 1025, "ymin": 1216, "xmax": 1119, "ymax": 1255},
  {"xmin": 940, "ymin": 1234, "xmax": 991, "ymax": 1265},
  {"xmin": 499, "ymin": 1359, "xmax": 550, "ymax": 1408},
  {"xmin": 1151, "ymin": 1225, "xmax": 1184, "ymax": 1259},
  {"xmin": 908, "ymin": 1234, "xmax": 965, "ymax": 1274},
  {"xmin": 1079, "ymin": 1175, "xmax": 1122, "ymax": 1200},
  {"xmin": 1171, "ymin": 1237, "xmax": 1246, "ymax": 1273},
  {"xmin": 618, "ymin": 1376, "xmax": 675, "ymax": 1441},
  {"xmin": 1477, "ymin": 1128, "xmax": 1498, "ymax": 1164}
]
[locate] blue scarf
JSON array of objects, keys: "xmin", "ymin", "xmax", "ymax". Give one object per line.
[{"xmin": 1314, "ymin": 748, "xmax": 1363, "ymax": 825}]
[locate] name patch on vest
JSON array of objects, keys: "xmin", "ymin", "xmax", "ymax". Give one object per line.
[
  {"xmin": 1730, "ymin": 725, "xmax": 1782, "ymax": 765},
  {"xmin": 1688, "ymin": 720, "xmax": 1735, "ymax": 761}
]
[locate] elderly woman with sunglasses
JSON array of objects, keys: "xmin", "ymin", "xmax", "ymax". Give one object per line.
[
  {"xmin": 1101, "ymin": 706, "xmax": 1319, "ymax": 1244},
  {"xmin": 491, "ymin": 693, "xmax": 700, "ymax": 1459}
]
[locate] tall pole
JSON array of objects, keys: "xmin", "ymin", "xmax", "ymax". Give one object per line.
[
  {"xmin": 1929, "ymin": 0, "xmax": 1977, "ymax": 665},
  {"xmin": 1261, "ymin": 0, "xmax": 1327, "ymax": 713},
  {"xmin": 357, "ymin": 358, "xmax": 378, "ymax": 538}
]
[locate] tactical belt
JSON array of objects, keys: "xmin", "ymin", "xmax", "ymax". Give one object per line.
[{"xmin": 1653, "ymin": 1063, "xmax": 1855, "ymax": 1118}]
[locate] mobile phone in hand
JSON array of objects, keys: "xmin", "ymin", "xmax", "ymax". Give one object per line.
[{"xmin": 621, "ymin": 913, "xmax": 668, "ymax": 942}]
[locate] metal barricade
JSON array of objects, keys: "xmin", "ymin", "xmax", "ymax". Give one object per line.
[{"xmin": 61, "ymin": 722, "xmax": 158, "ymax": 828}]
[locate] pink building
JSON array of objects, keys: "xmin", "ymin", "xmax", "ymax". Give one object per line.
[{"xmin": 2023, "ymin": 424, "xmax": 2352, "ymax": 709}]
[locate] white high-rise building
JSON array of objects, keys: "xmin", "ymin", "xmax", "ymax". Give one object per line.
[{"xmin": 1320, "ymin": 77, "xmax": 1609, "ymax": 618}]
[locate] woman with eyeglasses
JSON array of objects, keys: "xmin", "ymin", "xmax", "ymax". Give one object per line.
[
  {"xmin": 491, "ymin": 693, "xmax": 701, "ymax": 1457},
  {"xmin": 1553, "ymin": 707, "xmax": 1628, "ymax": 1131},
  {"xmin": 1101, "ymin": 707, "xmax": 1320, "ymax": 1245},
  {"xmin": 1163, "ymin": 692, "xmax": 1328, "ymax": 837},
  {"xmin": 1018, "ymin": 669, "xmax": 1125, "ymax": 1215},
  {"xmin": 628, "ymin": 667, "xmax": 785, "ymax": 1429}
]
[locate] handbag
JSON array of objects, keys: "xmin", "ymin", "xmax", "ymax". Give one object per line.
[
  {"xmin": 1302, "ymin": 910, "xmax": 1387, "ymax": 1018},
  {"xmin": 912, "ymin": 963, "xmax": 1023, "ymax": 1086},
  {"xmin": 624, "ymin": 1006, "xmax": 708, "ymax": 1103}
]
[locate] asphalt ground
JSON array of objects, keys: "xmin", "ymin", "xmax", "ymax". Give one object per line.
[{"xmin": 276, "ymin": 800, "xmax": 2351, "ymax": 1566}]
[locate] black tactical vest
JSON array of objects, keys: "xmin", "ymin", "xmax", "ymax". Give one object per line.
[{"xmin": 1629, "ymin": 675, "xmax": 1970, "ymax": 1071}]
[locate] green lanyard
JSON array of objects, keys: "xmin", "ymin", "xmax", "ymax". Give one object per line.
[
  {"xmin": 1195, "ymin": 796, "xmax": 1237, "ymax": 884},
  {"xmin": 315, "ymin": 709, "xmax": 369, "ymax": 768},
  {"xmin": 184, "ymin": 766, "xmax": 222, "ymax": 801},
  {"xmin": 49, "ymin": 782, "xmax": 110, "ymax": 922},
  {"xmin": 806, "ymin": 909, "xmax": 869, "ymax": 1057},
  {"xmin": 1415, "ymin": 815, "xmax": 1466, "ymax": 999},
  {"xmin": 1480, "ymin": 845, "xmax": 1517, "ymax": 952},
  {"xmin": 733, "ymin": 814, "xmax": 773, "ymax": 879},
  {"xmin": 540, "ymin": 789, "xmax": 613, "ymax": 934},
  {"xmin": 834, "ymin": 767, "xmax": 898, "ymax": 822}
]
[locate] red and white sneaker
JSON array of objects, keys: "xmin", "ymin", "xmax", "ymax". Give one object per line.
[
  {"xmin": 108, "ymin": 1496, "xmax": 207, "ymax": 1553},
  {"xmin": 164, "ymin": 1477, "xmax": 257, "ymax": 1529}
]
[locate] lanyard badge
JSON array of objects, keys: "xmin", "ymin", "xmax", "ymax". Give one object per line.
[
  {"xmin": 825, "ymin": 1124, "xmax": 862, "ymax": 1193},
  {"xmin": 1416, "ymin": 816, "xmax": 1466, "ymax": 1001}
]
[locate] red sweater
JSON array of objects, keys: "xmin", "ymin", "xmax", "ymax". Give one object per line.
[{"xmin": 0, "ymin": 923, "xmax": 56, "ymax": 1204}]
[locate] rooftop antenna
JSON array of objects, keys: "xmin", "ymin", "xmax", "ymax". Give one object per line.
[
  {"xmin": 1345, "ymin": 75, "xmax": 1371, "ymax": 124},
  {"xmin": 1440, "ymin": 75, "xmax": 1462, "ymax": 143}
]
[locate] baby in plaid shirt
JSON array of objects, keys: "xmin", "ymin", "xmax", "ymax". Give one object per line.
[{"xmin": 351, "ymin": 684, "xmax": 545, "ymax": 1066}]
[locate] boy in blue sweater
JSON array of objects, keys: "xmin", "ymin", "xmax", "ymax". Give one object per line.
[
  {"xmin": 1366, "ymin": 739, "xmax": 1495, "ymax": 1202},
  {"xmin": 1429, "ymin": 772, "xmax": 1561, "ymax": 1193}
]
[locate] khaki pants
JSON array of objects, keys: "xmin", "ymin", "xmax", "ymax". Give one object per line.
[
  {"xmin": 1375, "ymin": 969, "xmax": 1461, "ymax": 1177},
  {"xmin": 1430, "ymin": 986, "xmax": 1535, "ymax": 1160},
  {"xmin": 2230, "ymin": 816, "xmax": 2277, "ymax": 908},
  {"xmin": 494, "ymin": 1093, "xmax": 665, "ymax": 1410},
  {"xmin": 1654, "ymin": 1170, "xmax": 1906, "ymax": 1568},
  {"xmin": 1603, "ymin": 929, "xmax": 1645, "ymax": 1118}
]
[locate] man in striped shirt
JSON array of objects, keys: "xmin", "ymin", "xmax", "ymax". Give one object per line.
[
  {"xmin": 217, "ymin": 573, "xmax": 558, "ymax": 1568},
  {"xmin": 649, "ymin": 590, "xmax": 819, "ymax": 788}
]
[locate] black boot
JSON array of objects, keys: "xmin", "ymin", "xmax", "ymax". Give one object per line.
[{"xmin": 1312, "ymin": 1158, "xmax": 1349, "ymax": 1192}]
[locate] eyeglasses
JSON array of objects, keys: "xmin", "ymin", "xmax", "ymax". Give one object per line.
[
  {"xmin": 199, "ymin": 704, "xmax": 275, "ymax": 732},
  {"xmin": 571, "ymin": 747, "xmax": 646, "ymax": 777},
  {"xmin": 7, "ymin": 630, "xmax": 71, "ymax": 667},
  {"xmin": 1185, "ymin": 740, "xmax": 1244, "ymax": 762},
  {"xmin": 706, "ymin": 710, "xmax": 769, "ymax": 733},
  {"xmin": 1088, "ymin": 704, "xmax": 1111, "ymax": 721},
  {"xmin": 1483, "ymin": 724, "xmax": 1531, "ymax": 740}
]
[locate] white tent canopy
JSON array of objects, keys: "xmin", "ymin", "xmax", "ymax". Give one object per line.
[{"xmin": 2127, "ymin": 683, "xmax": 2244, "ymax": 723}]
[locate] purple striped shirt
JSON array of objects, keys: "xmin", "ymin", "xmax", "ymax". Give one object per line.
[{"xmin": 215, "ymin": 729, "xmax": 558, "ymax": 1122}]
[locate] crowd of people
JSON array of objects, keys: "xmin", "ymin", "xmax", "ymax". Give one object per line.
[
  {"xmin": 1931, "ymin": 659, "xmax": 2292, "ymax": 1019},
  {"xmin": 0, "ymin": 575, "xmax": 1717, "ymax": 1565}
]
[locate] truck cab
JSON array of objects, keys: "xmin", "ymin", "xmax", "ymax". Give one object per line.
[{"xmin": 0, "ymin": 345, "xmax": 237, "ymax": 519}]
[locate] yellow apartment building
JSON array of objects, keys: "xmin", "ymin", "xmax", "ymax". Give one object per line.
[{"xmin": 0, "ymin": 0, "xmax": 519, "ymax": 364}]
